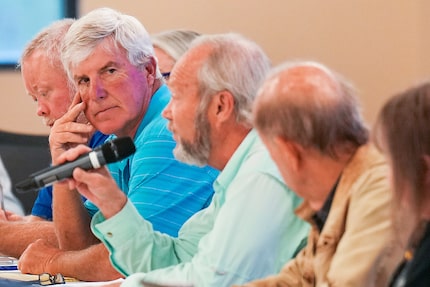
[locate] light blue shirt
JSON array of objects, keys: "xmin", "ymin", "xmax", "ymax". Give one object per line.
[
  {"xmin": 86, "ymin": 85, "xmax": 218, "ymax": 236},
  {"xmin": 91, "ymin": 130, "xmax": 310, "ymax": 287}
]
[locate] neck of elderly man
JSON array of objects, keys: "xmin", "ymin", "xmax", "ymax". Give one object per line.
[{"xmin": 273, "ymin": 136, "xmax": 356, "ymax": 212}]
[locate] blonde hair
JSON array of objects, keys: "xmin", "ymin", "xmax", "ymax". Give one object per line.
[{"xmin": 151, "ymin": 29, "xmax": 200, "ymax": 62}]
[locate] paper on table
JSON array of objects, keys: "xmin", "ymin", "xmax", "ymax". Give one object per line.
[
  {"xmin": 0, "ymin": 268, "xmax": 124, "ymax": 285},
  {"xmin": 0, "ymin": 270, "xmax": 38, "ymax": 282},
  {"xmin": 0, "ymin": 256, "xmax": 17, "ymax": 265},
  {"xmin": 62, "ymin": 278, "xmax": 124, "ymax": 286},
  {"xmin": 138, "ymin": 279, "xmax": 193, "ymax": 287},
  {"xmin": 0, "ymin": 256, "xmax": 18, "ymax": 272},
  {"xmin": 0, "ymin": 271, "xmax": 123, "ymax": 286}
]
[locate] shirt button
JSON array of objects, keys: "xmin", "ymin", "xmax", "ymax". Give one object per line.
[{"xmin": 106, "ymin": 232, "xmax": 113, "ymax": 238}]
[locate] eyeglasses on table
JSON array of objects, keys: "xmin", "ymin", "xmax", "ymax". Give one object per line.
[{"xmin": 38, "ymin": 273, "xmax": 66, "ymax": 286}]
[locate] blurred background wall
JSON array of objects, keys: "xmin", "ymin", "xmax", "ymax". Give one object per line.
[{"xmin": 0, "ymin": 0, "xmax": 429, "ymax": 135}]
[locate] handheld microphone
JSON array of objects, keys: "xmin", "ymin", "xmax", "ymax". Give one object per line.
[{"xmin": 15, "ymin": 137, "xmax": 136, "ymax": 192}]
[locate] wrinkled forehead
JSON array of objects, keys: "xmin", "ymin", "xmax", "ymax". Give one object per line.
[
  {"xmin": 169, "ymin": 44, "xmax": 211, "ymax": 87},
  {"xmin": 71, "ymin": 37, "xmax": 122, "ymax": 67}
]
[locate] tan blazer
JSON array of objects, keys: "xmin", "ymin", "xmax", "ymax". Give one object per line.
[{"xmin": 245, "ymin": 144, "xmax": 403, "ymax": 287}]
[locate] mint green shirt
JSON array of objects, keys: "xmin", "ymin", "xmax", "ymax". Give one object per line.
[{"xmin": 91, "ymin": 130, "xmax": 309, "ymax": 287}]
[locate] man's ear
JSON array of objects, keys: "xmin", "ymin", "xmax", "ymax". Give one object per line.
[
  {"xmin": 144, "ymin": 57, "xmax": 157, "ymax": 85},
  {"xmin": 210, "ymin": 90, "xmax": 235, "ymax": 125},
  {"xmin": 273, "ymin": 136, "xmax": 302, "ymax": 171}
]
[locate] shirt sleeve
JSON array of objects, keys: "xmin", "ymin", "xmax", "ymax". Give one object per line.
[
  {"xmin": 91, "ymin": 199, "xmax": 207, "ymax": 276},
  {"xmin": 116, "ymin": 172, "xmax": 308, "ymax": 287},
  {"xmin": 30, "ymin": 186, "xmax": 53, "ymax": 220}
]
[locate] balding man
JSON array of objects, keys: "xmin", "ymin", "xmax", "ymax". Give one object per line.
[{"xmin": 243, "ymin": 61, "xmax": 403, "ymax": 287}]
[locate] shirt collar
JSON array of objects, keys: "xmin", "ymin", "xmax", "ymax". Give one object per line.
[
  {"xmin": 213, "ymin": 129, "xmax": 257, "ymax": 193},
  {"xmin": 135, "ymin": 84, "xmax": 170, "ymax": 140},
  {"xmin": 312, "ymin": 177, "xmax": 340, "ymax": 232}
]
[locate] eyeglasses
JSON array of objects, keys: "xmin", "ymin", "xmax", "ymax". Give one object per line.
[
  {"xmin": 162, "ymin": 72, "xmax": 171, "ymax": 81},
  {"xmin": 38, "ymin": 273, "xmax": 65, "ymax": 285}
]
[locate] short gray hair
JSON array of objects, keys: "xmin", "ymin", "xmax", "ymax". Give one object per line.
[
  {"xmin": 61, "ymin": 7, "xmax": 161, "ymax": 81},
  {"xmin": 192, "ymin": 33, "xmax": 271, "ymax": 127},
  {"xmin": 20, "ymin": 18, "xmax": 74, "ymax": 69},
  {"xmin": 20, "ymin": 18, "xmax": 75, "ymax": 94}
]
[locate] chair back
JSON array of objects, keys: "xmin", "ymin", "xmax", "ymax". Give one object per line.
[{"xmin": 0, "ymin": 130, "xmax": 51, "ymax": 214}]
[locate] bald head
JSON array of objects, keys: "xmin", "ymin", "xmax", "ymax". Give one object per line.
[
  {"xmin": 259, "ymin": 62, "xmax": 342, "ymax": 113},
  {"xmin": 254, "ymin": 61, "xmax": 368, "ymax": 158}
]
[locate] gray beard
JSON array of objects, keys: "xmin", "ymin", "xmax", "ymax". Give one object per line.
[{"xmin": 173, "ymin": 119, "xmax": 211, "ymax": 167}]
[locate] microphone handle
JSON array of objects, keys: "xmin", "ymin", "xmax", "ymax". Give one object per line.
[{"xmin": 32, "ymin": 150, "xmax": 106, "ymax": 189}]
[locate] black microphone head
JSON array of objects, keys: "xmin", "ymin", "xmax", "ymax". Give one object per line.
[
  {"xmin": 15, "ymin": 178, "xmax": 39, "ymax": 192},
  {"xmin": 102, "ymin": 137, "xmax": 136, "ymax": 163}
]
